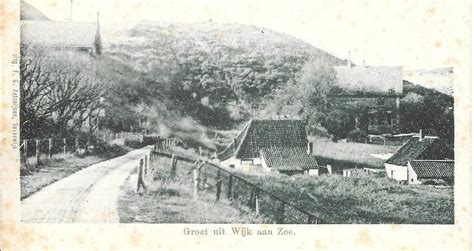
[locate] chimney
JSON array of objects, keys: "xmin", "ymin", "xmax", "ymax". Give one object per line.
[
  {"xmin": 419, "ymin": 129, "xmax": 424, "ymax": 141},
  {"xmin": 347, "ymin": 51, "xmax": 351, "ymax": 67},
  {"xmin": 307, "ymin": 142, "xmax": 313, "ymax": 155}
]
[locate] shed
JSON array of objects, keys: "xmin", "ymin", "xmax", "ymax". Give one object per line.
[
  {"xmin": 384, "ymin": 133, "xmax": 453, "ymax": 183},
  {"xmin": 218, "ymin": 119, "xmax": 319, "ymax": 174}
]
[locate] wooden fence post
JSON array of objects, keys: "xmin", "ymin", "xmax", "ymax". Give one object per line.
[
  {"xmin": 137, "ymin": 159, "xmax": 147, "ymax": 193},
  {"xmin": 248, "ymin": 187, "xmax": 256, "ymax": 209},
  {"xmin": 255, "ymin": 189, "xmax": 260, "ymax": 215},
  {"xmin": 63, "ymin": 138, "xmax": 67, "ymax": 158},
  {"xmin": 143, "ymin": 158, "xmax": 147, "ymax": 177},
  {"xmin": 193, "ymin": 167, "xmax": 199, "ymax": 200},
  {"xmin": 215, "ymin": 170, "xmax": 222, "ymax": 202},
  {"xmin": 35, "ymin": 139, "xmax": 40, "ymax": 164},
  {"xmin": 23, "ymin": 139, "xmax": 28, "ymax": 164},
  {"xmin": 170, "ymin": 155, "xmax": 177, "ymax": 179},
  {"xmin": 48, "ymin": 138, "xmax": 52, "ymax": 159},
  {"xmin": 227, "ymin": 175, "xmax": 233, "ymax": 199}
]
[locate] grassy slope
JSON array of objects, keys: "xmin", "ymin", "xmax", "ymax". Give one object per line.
[
  {"xmin": 238, "ymin": 170, "xmax": 453, "ymax": 224},
  {"xmin": 117, "ymin": 154, "xmax": 265, "ymax": 223},
  {"xmin": 311, "ymin": 138, "xmax": 401, "ymax": 168}
]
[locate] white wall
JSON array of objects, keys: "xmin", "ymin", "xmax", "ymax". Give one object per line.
[
  {"xmin": 407, "ymin": 163, "xmax": 422, "ymax": 185},
  {"xmin": 221, "ymin": 156, "xmax": 263, "ymax": 173},
  {"xmin": 384, "ymin": 163, "xmax": 408, "ymax": 181}
]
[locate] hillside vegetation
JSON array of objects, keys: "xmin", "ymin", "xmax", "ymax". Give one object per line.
[
  {"xmin": 238, "ymin": 170, "xmax": 453, "ymax": 224},
  {"xmin": 100, "ymin": 22, "xmax": 344, "ymax": 131}
]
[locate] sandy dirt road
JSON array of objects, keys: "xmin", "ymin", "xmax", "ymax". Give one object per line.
[{"xmin": 21, "ymin": 146, "xmax": 153, "ymax": 223}]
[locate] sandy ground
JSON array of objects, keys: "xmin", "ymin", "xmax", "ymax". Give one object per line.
[{"xmin": 21, "ymin": 146, "xmax": 153, "ymax": 223}]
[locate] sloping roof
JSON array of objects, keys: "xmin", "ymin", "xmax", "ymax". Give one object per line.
[
  {"xmin": 218, "ymin": 119, "xmax": 308, "ymax": 160},
  {"xmin": 261, "ymin": 147, "xmax": 318, "ymax": 171},
  {"xmin": 21, "ymin": 21, "xmax": 101, "ymax": 51},
  {"xmin": 21, "ymin": 2, "xmax": 50, "ymax": 20},
  {"xmin": 385, "ymin": 136, "xmax": 453, "ymax": 166},
  {"xmin": 409, "ymin": 160, "xmax": 454, "ymax": 179},
  {"xmin": 333, "ymin": 65, "xmax": 403, "ymax": 95}
]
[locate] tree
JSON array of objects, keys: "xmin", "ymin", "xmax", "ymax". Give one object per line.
[
  {"xmin": 20, "ymin": 43, "xmax": 109, "ymax": 138},
  {"xmin": 261, "ymin": 59, "xmax": 338, "ymax": 136}
]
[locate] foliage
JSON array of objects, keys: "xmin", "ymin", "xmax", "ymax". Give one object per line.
[
  {"xmin": 104, "ymin": 22, "xmax": 344, "ymax": 128},
  {"xmin": 20, "ymin": 44, "xmax": 109, "ymax": 139},
  {"xmin": 399, "ymin": 85, "xmax": 454, "ymax": 145},
  {"xmin": 240, "ymin": 170, "xmax": 453, "ymax": 224},
  {"xmin": 347, "ymin": 128, "xmax": 368, "ymax": 143}
]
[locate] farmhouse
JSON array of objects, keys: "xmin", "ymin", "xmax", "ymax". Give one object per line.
[
  {"xmin": 330, "ymin": 60, "xmax": 403, "ymax": 134},
  {"xmin": 218, "ymin": 120, "xmax": 319, "ymax": 175},
  {"xmin": 384, "ymin": 131, "xmax": 454, "ymax": 184},
  {"xmin": 407, "ymin": 160, "xmax": 454, "ymax": 185}
]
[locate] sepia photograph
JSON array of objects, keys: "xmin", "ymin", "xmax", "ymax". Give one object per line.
[
  {"xmin": 2, "ymin": 0, "xmax": 471, "ymax": 250},
  {"xmin": 17, "ymin": 0, "xmax": 457, "ymax": 225}
]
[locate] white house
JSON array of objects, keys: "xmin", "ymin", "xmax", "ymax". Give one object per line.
[
  {"xmin": 384, "ymin": 131, "xmax": 453, "ymax": 184},
  {"xmin": 218, "ymin": 119, "xmax": 319, "ymax": 175}
]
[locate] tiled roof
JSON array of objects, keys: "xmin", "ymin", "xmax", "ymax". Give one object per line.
[
  {"xmin": 218, "ymin": 119, "xmax": 308, "ymax": 160},
  {"xmin": 385, "ymin": 136, "xmax": 453, "ymax": 166},
  {"xmin": 21, "ymin": 21, "xmax": 101, "ymax": 50},
  {"xmin": 333, "ymin": 65, "xmax": 403, "ymax": 95},
  {"xmin": 409, "ymin": 160, "xmax": 454, "ymax": 179},
  {"xmin": 261, "ymin": 147, "xmax": 318, "ymax": 171}
]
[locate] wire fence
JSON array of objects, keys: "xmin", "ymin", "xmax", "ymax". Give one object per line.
[
  {"xmin": 20, "ymin": 131, "xmax": 146, "ymax": 165},
  {"xmin": 150, "ymin": 140, "xmax": 319, "ymax": 224}
]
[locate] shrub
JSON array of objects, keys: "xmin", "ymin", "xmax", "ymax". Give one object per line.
[{"xmin": 348, "ymin": 129, "xmax": 367, "ymax": 143}]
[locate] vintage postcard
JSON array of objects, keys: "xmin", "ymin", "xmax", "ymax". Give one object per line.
[{"xmin": 0, "ymin": 0, "xmax": 471, "ymax": 250}]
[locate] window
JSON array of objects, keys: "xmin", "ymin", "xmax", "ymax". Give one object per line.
[
  {"xmin": 241, "ymin": 159, "xmax": 254, "ymax": 165},
  {"xmin": 391, "ymin": 170, "xmax": 394, "ymax": 178},
  {"xmin": 229, "ymin": 165, "xmax": 235, "ymax": 169},
  {"xmin": 411, "ymin": 179, "xmax": 414, "ymax": 182}
]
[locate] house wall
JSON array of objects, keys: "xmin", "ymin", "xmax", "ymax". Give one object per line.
[
  {"xmin": 221, "ymin": 156, "xmax": 263, "ymax": 172},
  {"xmin": 407, "ymin": 163, "xmax": 422, "ymax": 185},
  {"xmin": 384, "ymin": 163, "xmax": 408, "ymax": 181},
  {"xmin": 329, "ymin": 95, "xmax": 400, "ymax": 133}
]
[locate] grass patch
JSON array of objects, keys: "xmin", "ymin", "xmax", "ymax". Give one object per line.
[
  {"xmin": 117, "ymin": 155, "xmax": 266, "ymax": 223},
  {"xmin": 20, "ymin": 145, "xmax": 129, "ymax": 200},
  {"xmin": 237, "ymin": 170, "xmax": 453, "ymax": 224},
  {"xmin": 311, "ymin": 138, "xmax": 401, "ymax": 168}
]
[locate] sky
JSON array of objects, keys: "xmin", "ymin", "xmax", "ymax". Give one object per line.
[{"xmin": 24, "ymin": 0, "xmax": 469, "ymax": 69}]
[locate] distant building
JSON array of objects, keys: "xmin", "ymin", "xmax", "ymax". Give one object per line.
[
  {"xmin": 384, "ymin": 131, "xmax": 454, "ymax": 184},
  {"xmin": 218, "ymin": 120, "xmax": 319, "ymax": 175},
  {"xmin": 20, "ymin": 2, "xmax": 102, "ymax": 56},
  {"xmin": 330, "ymin": 60, "xmax": 403, "ymax": 135},
  {"xmin": 21, "ymin": 20, "xmax": 102, "ymax": 56},
  {"xmin": 407, "ymin": 160, "xmax": 454, "ymax": 185}
]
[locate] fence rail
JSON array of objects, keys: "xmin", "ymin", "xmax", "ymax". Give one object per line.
[
  {"xmin": 20, "ymin": 131, "xmax": 146, "ymax": 165},
  {"xmin": 150, "ymin": 145, "xmax": 319, "ymax": 224}
]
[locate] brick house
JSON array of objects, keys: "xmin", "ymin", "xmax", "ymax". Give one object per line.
[
  {"xmin": 384, "ymin": 131, "xmax": 454, "ymax": 184},
  {"xmin": 330, "ymin": 62, "xmax": 403, "ymax": 134},
  {"xmin": 218, "ymin": 120, "xmax": 319, "ymax": 175}
]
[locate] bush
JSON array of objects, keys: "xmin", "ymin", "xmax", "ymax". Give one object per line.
[
  {"xmin": 124, "ymin": 139, "xmax": 145, "ymax": 149},
  {"xmin": 348, "ymin": 129, "xmax": 367, "ymax": 143}
]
